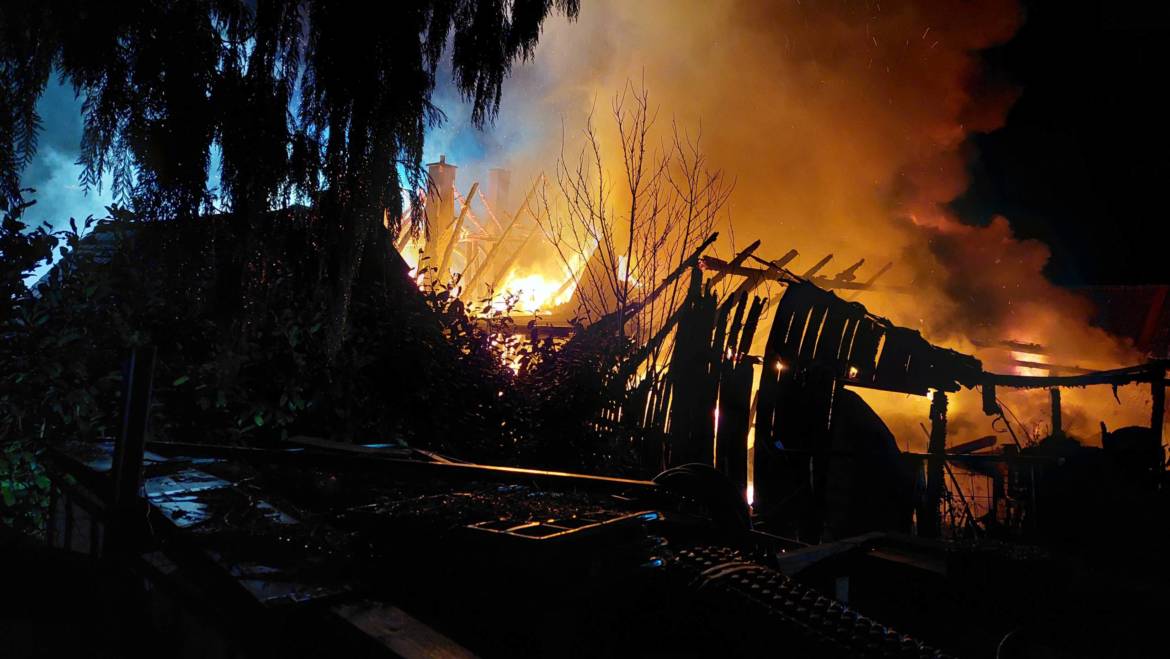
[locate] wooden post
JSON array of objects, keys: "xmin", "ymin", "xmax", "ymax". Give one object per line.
[
  {"xmin": 111, "ymin": 347, "xmax": 156, "ymax": 512},
  {"xmin": 1151, "ymin": 366, "xmax": 1165, "ymax": 447},
  {"xmin": 920, "ymin": 390, "xmax": 948, "ymax": 537},
  {"xmin": 104, "ymin": 346, "xmax": 155, "ymax": 560},
  {"xmin": 1050, "ymin": 388, "xmax": 1062, "ymax": 437}
]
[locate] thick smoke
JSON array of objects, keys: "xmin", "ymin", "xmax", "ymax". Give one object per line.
[{"xmin": 428, "ymin": 0, "xmax": 1148, "ymax": 445}]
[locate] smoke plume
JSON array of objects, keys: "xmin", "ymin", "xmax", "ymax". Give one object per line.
[{"xmin": 426, "ymin": 0, "xmax": 1148, "ymax": 445}]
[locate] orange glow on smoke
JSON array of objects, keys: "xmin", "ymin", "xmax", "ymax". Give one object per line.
[
  {"xmin": 1010, "ymin": 350, "xmax": 1049, "ymax": 377},
  {"xmin": 418, "ymin": 0, "xmax": 1150, "ymax": 439}
]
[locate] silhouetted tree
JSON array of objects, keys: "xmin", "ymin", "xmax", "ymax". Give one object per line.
[{"xmin": 0, "ymin": 0, "xmax": 579, "ymax": 349}]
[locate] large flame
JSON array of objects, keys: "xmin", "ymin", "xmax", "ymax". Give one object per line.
[
  {"xmin": 422, "ymin": 0, "xmax": 1150, "ymax": 443},
  {"xmin": 491, "ymin": 271, "xmax": 577, "ymax": 314}
]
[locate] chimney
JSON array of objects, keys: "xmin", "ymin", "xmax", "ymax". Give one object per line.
[
  {"xmin": 425, "ymin": 155, "xmax": 457, "ymax": 242},
  {"xmin": 487, "ymin": 168, "xmax": 511, "ymax": 217}
]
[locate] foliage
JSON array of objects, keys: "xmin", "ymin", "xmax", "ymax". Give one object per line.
[
  {"xmin": 518, "ymin": 314, "xmax": 641, "ymax": 472},
  {"xmin": 534, "ymin": 80, "xmax": 731, "ymax": 356},
  {"xmin": 0, "ymin": 200, "xmax": 59, "ymax": 534},
  {"xmin": 0, "ymin": 0, "xmax": 580, "ymax": 350},
  {"xmin": 0, "ymin": 440, "xmax": 51, "ymax": 535},
  {"xmin": 0, "ymin": 200, "xmax": 542, "ymax": 534},
  {"xmin": 0, "ymin": 199, "xmax": 671, "ymax": 540}
]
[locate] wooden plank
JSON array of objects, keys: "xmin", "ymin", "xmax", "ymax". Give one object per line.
[
  {"xmin": 699, "ymin": 257, "xmax": 908, "ymax": 293},
  {"xmin": 984, "ymin": 360, "xmax": 1168, "ymax": 389},
  {"xmin": 485, "ymin": 226, "xmax": 541, "ymax": 295},
  {"xmin": 461, "ymin": 179, "xmax": 540, "ymax": 298},
  {"xmin": 708, "ymin": 239, "xmax": 761, "ymax": 288},
  {"xmin": 332, "ymin": 600, "xmax": 478, "ymax": 659},
  {"xmin": 716, "ymin": 358, "xmax": 754, "ymax": 492},
  {"xmin": 948, "ymin": 435, "xmax": 997, "ymax": 454},
  {"xmin": 737, "ymin": 249, "xmax": 798, "ymax": 297},
  {"xmin": 724, "ymin": 292, "xmax": 749, "ymax": 359},
  {"xmin": 635, "ymin": 233, "xmax": 719, "ymax": 312},
  {"xmin": 829, "ymin": 259, "xmax": 865, "ymax": 282},
  {"xmin": 738, "ymin": 296, "xmax": 765, "ymax": 356},
  {"xmin": 802, "ymin": 254, "xmax": 834, "ymax": 278},
  {"xmin": 436, "ymin": 182, "xmax": 479, "ymax": 281},
  {"xmin": 844, "ymin": 261, "xmax": 892, "ymax": 301}
]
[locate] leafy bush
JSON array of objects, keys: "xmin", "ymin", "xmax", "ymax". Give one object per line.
[
  {"xmin": 1, "ymin": 196, "xmax": 655, "ymax": 538},
  {"xmin": 0, "ymin": 201, "xmax": 533, "ymax": 532},
  {"xmin": 1, "ymin": 200, "xmax": 62, "ymax": 534}
]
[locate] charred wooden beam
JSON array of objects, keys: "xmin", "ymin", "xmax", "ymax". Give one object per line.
[
  {"xmin": 830, "ymin": 258, "xmax": 865, "ymax": 283},
  {"xmin": 476, "ymin": 186, "xmax": 507, "ymax": 234},
  {"xmin": 859, "ymin": 261, "xmax": 892, "ymax": 288},
  {"xmin": 983, "ymin": 360, "xmax": 1169, "ymax": 389},
  {"xmin": 436, "ymin": 182, "xmax": 479, "ymax": 280},
  {"xmin": 634, "ymin": 232, "xmax": 720, "ymax": 313},
  {"xmin": 461, "ymin": 178, "xmax": 539, "ymax": 298},
  {"xmin": 844, "ymin": 261, "xmax": 893, "ymax": 301},
  {"xmin": 708, "ymin": 239, "xmax": 761, "ymax": 288},
  {"xmin": 457, "ymin": 203, "xmax": 491, "ymax": 237},
  {"xmin": 736, "ymin": 249, "xmax": 798, "ymax": 297},
  {"xmin": 699, "ymin": 257, "xmax": 908, "ymax": 293},
  {"xmin": 971, "ymin": 338, "xmax": 1049, "ymax": 354},
  {"xmin": 701, "ymin": 257, "xmax": 788, "ymax": 281},
  {"xmin": 1007, "ymin": 358, "xmax": 1096, "ymax": 375},
  {"xmin": 802, "ymin": 254, "xmax": 833, "ymax": 278},
  {"xmin": 486, "ymin": 226, "xmax": 541, "ymax": 292},
  {"xmin": 948, "ymin": 435, "xmax": 997, "ymax": 454},
  {"xmin": 748, "ymin": 250, "xmax": 798, "ymax": 272}
]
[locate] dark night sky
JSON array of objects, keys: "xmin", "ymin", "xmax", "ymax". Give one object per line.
[{"xmin": 953, "ymin": 0, "xmax": 1170, "ymax": 286}]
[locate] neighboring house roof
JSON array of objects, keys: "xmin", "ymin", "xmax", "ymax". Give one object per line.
[{"xmin": 30, "ymin": 220, "xmax": 127, "ymax": 293}]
